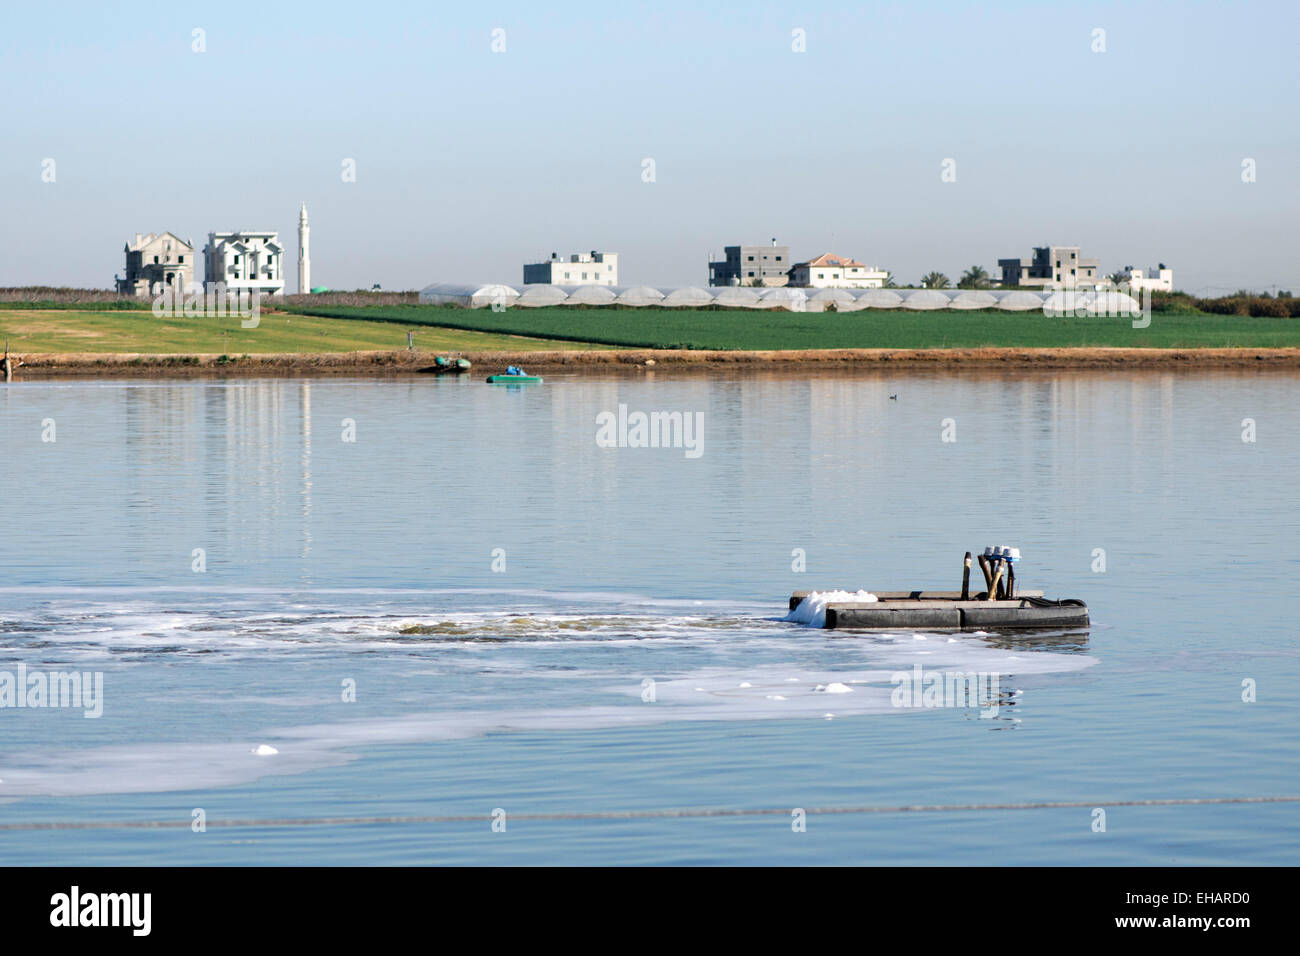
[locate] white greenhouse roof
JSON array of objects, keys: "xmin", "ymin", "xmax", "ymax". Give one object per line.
[{"xmin": 418, "ymin": 283, "xmax": 1060, "ymax": 311}]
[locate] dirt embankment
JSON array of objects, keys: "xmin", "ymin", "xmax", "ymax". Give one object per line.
[{"xmin": 9, "ymin": 346, "xmax": 1300, "ymax": 378}]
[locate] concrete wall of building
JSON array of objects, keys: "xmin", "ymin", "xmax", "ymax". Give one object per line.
[
  {"xmin": 1125, "ymin": 267, "xmax": 1174, "ymax": 292},
  {"xmin": 203, "ymin": 231, "xmax": 286, "ymax": 296},
  {"xmin": 1000, "ymin": 246, "xmax": 1099, "ymax": 286},
  {"xmin": 523, "ymin": 252, "xmax": 618, "ymax": 285},
  {"xmin": 709, "ymin": 244, "xmax": 789, "ymax": 285},
  {"xmin": 789, "ymin": 264, "xmax": 888, "ymax": 288},
  {"xmin": 117, "ymin": 232, "xmax": 195, "ymax": 296}
]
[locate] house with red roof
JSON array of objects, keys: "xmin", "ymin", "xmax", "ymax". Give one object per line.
[{"xmin": 788, "ymin": 253, "xmax": 889, "ymax": 289}]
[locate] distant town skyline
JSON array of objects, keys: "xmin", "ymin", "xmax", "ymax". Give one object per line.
[{"xmin": 3, "ymin": 0, "xmax": 1297, "ymax": 295}]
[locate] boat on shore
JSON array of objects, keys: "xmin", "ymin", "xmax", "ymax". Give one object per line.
[{"xmin": 428, "ymin": 356, "xmax": 471, "ymax": 374}]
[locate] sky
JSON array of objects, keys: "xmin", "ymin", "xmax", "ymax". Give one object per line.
[{"xmin": 2, "ymin": 0, "xmax": 1297, "ymax": 294}]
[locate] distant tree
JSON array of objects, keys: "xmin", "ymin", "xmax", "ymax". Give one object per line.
[
  {"xmin": 1107, "ymin": 271, "xmax": 1128, "ymax": 286},
  {"xmin": 753, "ymin": 276, "xmax": 766, "ymax": 288},
  {"xmin": 957, "ymin": 265, "xmax": 991, "ymax": 289},
  {"xmin": 921, "ymin": 271, "xmax": 950, "ymax": 290},
  {"xmin": 882, "ymin": 272, "xmax": 898, "ymax": 289}
]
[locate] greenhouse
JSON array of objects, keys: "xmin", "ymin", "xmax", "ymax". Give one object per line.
[
  {"xmin": 808, "ymin": 288, "xmax": 862, "ymax": 312},
  {"xmin": 710, "ymin": 287, "xmax": 763, "ymax": 308},
  {"xmin": 660, "ymin": 287, "xmax": 716, "ymax": 308},
  {"xmin": 562, "ymin": 284, "xmax": 617, "ymax": 306},
  {"xmin": 614, "ymin": 286, "xmax": 666, "ymax": 307},
  {"xmin": 513, "ymin": 284, "xmax": 568, "ymax": 308},
  {"xmin": 418, "ymin": 282, "xmax": 1066, "ymax": 311}
]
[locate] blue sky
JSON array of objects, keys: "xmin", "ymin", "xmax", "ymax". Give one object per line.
[{"xmin": 2, "ymin": 0, "xmax": 1296, "ymax": 293}]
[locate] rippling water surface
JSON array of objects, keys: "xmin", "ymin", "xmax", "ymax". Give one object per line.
[{"xmin": 1, "ymin": 371, "xmax": 1297, "ymax": 864}]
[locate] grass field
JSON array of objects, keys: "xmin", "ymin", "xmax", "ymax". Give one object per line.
[
  {"xmin": 5, "ymin": 305, "xmax": 1298, "ymax": 356},
  {"xmin": 280, "ymin": 304, "xmax": 1300, "ymax": 350},
  {"xmin": 0, "ymin": 309, "xmax": 603, "ymax": 354}
]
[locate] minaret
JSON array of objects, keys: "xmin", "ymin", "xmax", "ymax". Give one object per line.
[{"xmin": 297, "ymin": 202, "xmax": 310, "ymax": 294}]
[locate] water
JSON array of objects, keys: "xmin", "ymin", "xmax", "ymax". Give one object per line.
[{"xmin": 1, "ymin": 371, "xmax": 1297, "ymax": 864}]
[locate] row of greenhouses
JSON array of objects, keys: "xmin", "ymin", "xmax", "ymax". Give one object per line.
[{"xmin": 419, "ymin": 283, "xmax": 1142, "ymax": 313}]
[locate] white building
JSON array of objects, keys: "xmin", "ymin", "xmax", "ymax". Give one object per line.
[
  {"xmin": 523, "ymin": 251, "xmax": 618, "ymax": 286},
  {"xmin": 203, "ymin": 230, "xmax": 286, "ymax": 296},
  {"xmin": 788, "ymin": 253, "xmax": 889, "ymax": 289},
  {"xmin": 116, "ymin": 232, "xmax": 195, "ymax": 297},
  {"xmin": 1121, "ymin": 264, "xmax": 1173, "ymax": 293}
]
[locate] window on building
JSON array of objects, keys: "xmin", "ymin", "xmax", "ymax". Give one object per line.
[
  {"xmin": 775, "ymin": 256, "xmax": 782, "ymax": 261},
  {"xmin": 747, "ymin": 271, "xmax": 755, "ymax": 277},
  {"xmin": 747, "ymin": 256, "xmax": 754, "ymax": 261},
  {"xmin": 178, "ymin": 255, "xmax": 184, "ymax": 263},
  {"xmin": 154, "ymin": 256, "xmax": 159, "ymax": 264},
  {"xmin": 582, "ymin": 273, "xmax": 587, "ymax": 280}
]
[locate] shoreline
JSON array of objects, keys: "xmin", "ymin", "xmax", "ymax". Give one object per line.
[{"xmin": 8, "ymin": 346, "xmax": 1300, "ymax": 378}]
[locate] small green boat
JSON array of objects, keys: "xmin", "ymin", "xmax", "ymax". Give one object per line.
[{"xmin": 486, "ymin": 366, "xmax": 542, "ymax": 384}]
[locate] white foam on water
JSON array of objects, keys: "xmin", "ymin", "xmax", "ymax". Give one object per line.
[
  {"xmin": 784, "ymin": 590, "xmax": 877, "ymax": 628},
  {"xmin": 0, "ymin": 650, "xmax": 1098, "ymax": 798},
  {"xmin": 0, "ymin": 593, "xmax": 1097, "ymax": 799}
]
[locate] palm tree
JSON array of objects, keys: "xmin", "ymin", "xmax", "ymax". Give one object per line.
[
  {"xmin": 882, "ymin": 271, "xmax": 898, "ymax": 289},
  {"xmin": 958, "ymin": 265, "xmax": 990, "ymax": 289},
  {"xmin": 921, "ymin": 271, "xmax": 950, "ymax": 290}
]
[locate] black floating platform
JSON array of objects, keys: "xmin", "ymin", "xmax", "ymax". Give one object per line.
[{"xmin": 789, "ymin": 590, "xmax": 1089, "ymax": 631}]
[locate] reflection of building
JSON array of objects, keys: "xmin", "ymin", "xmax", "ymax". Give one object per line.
[
  {"xmin": 203, "ymin": 230, "xmax": 286, "ymax": 296},
  {"xmin": 998, "ymin": 245, "xmax": 1100, "ymax": 287},
  {"xmin": 709, "ymin": 242, "xmax": 789, "ymax": 286},
  {"xmin": 1121, "ymin": 264, "xmax": 1173, "ymax": 292},
  {"xmin": 788, "ymin": 253, "xmax": 888, "ymax": 289},
  {"xmin": 524, "ymin": 251, "xmax": 618, "ymax": 285},
  {"xmin": 116, "ymin": 232, "xmax": 194, "ymax": 297}
]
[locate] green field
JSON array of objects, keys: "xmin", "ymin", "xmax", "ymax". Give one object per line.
[
  {"xmin": 281, "ymin": 304, "xmax": 1300, "ymax": 350},
  {"xmin": 0, "ymin": 309, "xmax": 603, "ymax": 354},
  {"xmin": 5, "ymin": 305, "xmax": 1297, "ymax": 356}
]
